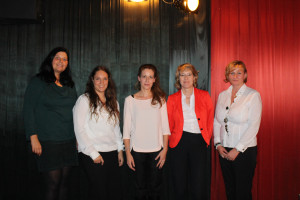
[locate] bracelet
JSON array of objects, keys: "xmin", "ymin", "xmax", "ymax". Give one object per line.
[
  {"xmin": 215, "ymin": 143, "xmax": 222, "ymax": 150},
  {"xmin": 214, "ymin": 142, "xmax": 221, "ymax": 146}
]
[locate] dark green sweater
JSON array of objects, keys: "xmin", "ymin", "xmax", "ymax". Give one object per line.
[{"xmin": 23, "ymin": 77, "xmax": 77, "ymax": 142}]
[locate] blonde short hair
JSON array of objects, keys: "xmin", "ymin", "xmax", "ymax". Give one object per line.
[
  {"xmin": 224, "ymin": 60, "xmax": 248, "ymax": 83},
  {"xmin": 175, "ymin": 63, "xmax": 199, "ymax": 90}
]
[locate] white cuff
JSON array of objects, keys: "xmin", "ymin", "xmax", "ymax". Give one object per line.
[
  {"xmin": 118, "ymin": 145, "xmax": 124, "ymax": 152},
  {"xmin": 235, "ymin": 143, "xmax": 246, "ymax": 153},
  {"xmin": 90, "ymin": 151, "xmax": 100, "ymax": 160}
]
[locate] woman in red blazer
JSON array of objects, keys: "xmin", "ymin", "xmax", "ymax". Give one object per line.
[{"xmin": 167, "ymin": 63, "xmax": 214, "ymax": 200}]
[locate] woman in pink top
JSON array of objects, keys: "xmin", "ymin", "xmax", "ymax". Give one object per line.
[{"xmin": 123, "ymin": 64, "xmax": 170, "ymax": 200}]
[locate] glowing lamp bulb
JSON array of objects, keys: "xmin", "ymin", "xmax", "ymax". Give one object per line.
[
  {"xmin": 128, "ymin": 0, "xmax": 145, "ymax": 2},
  {"xmin": 187, "ymin": 0, "xmax": 199, "ymax": 11}
]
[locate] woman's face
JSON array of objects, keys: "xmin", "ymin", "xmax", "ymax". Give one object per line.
[
  {"xmin": 93, "ymin": 70, "xmax": 109, "ymax": 95},
  {"xmin": 228, "ymin": 66, "xmax": 247, "ymax": 87},
  {"xmin": 52, "ymin": 51, "xmax": 68, "ymax": 76},
  {"xmin": 138, "ymin": 69, "xmax": 156, "ymax": 91},
  {"xmin": 179, "ymin": 69, "xmax": 194, "ymax": 90}
]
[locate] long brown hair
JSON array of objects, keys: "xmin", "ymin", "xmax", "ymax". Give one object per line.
[
  {"xmin": 85, "ymin": 66, "xmax": 120, "ymax": 123},
  {"xmin": 135, "ymin": 64, "xmax": 166, "ymax": 107}
]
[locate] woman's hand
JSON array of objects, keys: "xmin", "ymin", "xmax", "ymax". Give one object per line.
[
  {"xmin": 118, "ymin": 150, "xmax": 124, "ymax": 166},
  {"xmin": 217, "ymin": 145, "xmax": 228, "ymax": 159},
  {"xmin": 155, "ymin": 148, "xmax": 167, "ymax": 169},
  {"xmin": 30, "ymin": 135, "xmax": 42, "ymax": 156},
  {"xmin": 94, "ymin": 155, "xmax": 104, "ymax": 165},
  {"xmin": 126, "ymin": 151, "xmax": 135, "ymax": 171},
  {"xmin": 226, "ymin": 148, "xmax": 240, "ymax": 161}
]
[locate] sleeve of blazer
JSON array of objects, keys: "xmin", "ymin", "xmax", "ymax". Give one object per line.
[{"xmin": 205, "ymin": 91, "xmax": 214, "ymax": 139}]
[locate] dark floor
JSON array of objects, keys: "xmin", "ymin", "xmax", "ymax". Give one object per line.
[{"xmin": 0, "ymin": 137, "xmax": 171, "ymax": 200}]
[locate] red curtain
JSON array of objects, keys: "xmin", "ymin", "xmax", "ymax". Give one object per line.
[{"xmin": 210, "ymin": 0, "xmax": 300, "ymax": 199}]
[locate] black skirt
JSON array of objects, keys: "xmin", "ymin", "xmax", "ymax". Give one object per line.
[{"xmin": 33, "ymin": 139, "xmax": 78, "ymax": 172}]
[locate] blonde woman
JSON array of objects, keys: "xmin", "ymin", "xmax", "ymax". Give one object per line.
[
  {"xmin": 167, "ymin": 63, "xmax": 214, "ymax": 200},
  {"xmin": 214, "ymin": 60, "xmax": 262, "ymax": 200}
]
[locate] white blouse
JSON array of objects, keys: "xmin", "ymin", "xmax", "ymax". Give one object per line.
[
  {"xmin": 123, "ymin": 96, "xmax": 171, "ymax": 152},
  {"xmin": 181, "ymin": 90, "xmax": 201, "ymax": 134},
  {"xmin": 214, "ymin": 84, "xmax": 262, "ymax": 152},
  {"xmin": 73, "ymin": 94, "xmax": 124, "ymax": 160}
]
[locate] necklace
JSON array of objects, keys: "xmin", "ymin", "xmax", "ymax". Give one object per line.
[
  {"xmin": 224, "ymin": 106, "xmax": 230, "ymax": 135},
  {"xmin": 55, "ymin": 79, "xmax": 62, "ymax": 87}
]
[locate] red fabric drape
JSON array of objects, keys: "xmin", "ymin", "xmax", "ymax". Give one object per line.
[{"xmin": 210, "ymin": 0, "xmax": 300, "ymax": 199}]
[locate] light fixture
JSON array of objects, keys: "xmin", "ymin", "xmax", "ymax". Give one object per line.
[
  {"xmin": 128, "ymin": 0, "xmax": 147, "ymax": 2},
  {"xmin": 162, "ymin": 0, "xmax": 199, "ymax": 13}
]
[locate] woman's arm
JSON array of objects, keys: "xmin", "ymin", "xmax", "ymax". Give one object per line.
[
  {"xmin": 118, "ymin": 151, "xmax": 124, "ymax": 167},
  {"xmin": 115, "ymin": 124, "xmax": 124, "ymax": 167},
  {"xmin": 23, "ymin": 77, "xmax": 45, "ymax": 155},
  {"xmin": 73, "ymin": 95, "xmax": 100, "ymax": 161},
  {"xmin": 123, "ymin": 97, "xmax": 135, "ymax": 171},
  {"xmin": 155, "ymin": 101, "xmax": 170, "ymax": 168},
  {"xmin": 235, "ymin": 92, "xmax": 262, "ymax": 152},
  {"xmin": 122, "ymin": 97, "xmax": 132, "ymax": 140},
  {"xmin": 155, "ymin": 135, "xmax": 168, "ymax": 169},
  {"xmin": 30, "ymin": 135, "xmax": 42, "ymax": 156},
  {"xmin": 214, "ymin": 94, "xmax": 229, "ymax": 158},
  {"xmin": 161, "ymin": 101, "xmax": 171, "ymax": 137},
  {"xmin": 124, "ymin": 139, "xmax": 135, "ymax": 171},
  {"xmin": 227, "ymin": 92, "xmax": 262, "ymax": 161}
]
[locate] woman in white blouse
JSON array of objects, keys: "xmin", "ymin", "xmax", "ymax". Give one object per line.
[
  {"xmin": 214, "ymin": 60, "xmax": 262, "ymax": 200},
  {"xmin": 123, "ymin": 64, "xmax": 170, "ymax": 200},
  {"xmin": 73, "ymin": 66, "xmax": 124, "ymax": 200}
]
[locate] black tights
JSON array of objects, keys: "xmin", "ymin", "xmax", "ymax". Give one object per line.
[{"xmin": 42, "ymin": 167, "xmax": 71, "ymax": 200}]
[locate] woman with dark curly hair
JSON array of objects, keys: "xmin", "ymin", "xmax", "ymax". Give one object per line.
[
  {"xmin": 73, "ymin": 66, "xmax": 124, "ymax": 200},
  {"xmin": 23, "ymin": 47, "xmax": 78, "ymax": 200},
  {"xmin": 123, "ymin": 64, "xmax": 170, "ymax": 200}
]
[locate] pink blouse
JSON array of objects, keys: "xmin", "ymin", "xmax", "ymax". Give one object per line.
[{"xmin": 123, "ymin": 96, "xmax": 170, "ymax": 152}]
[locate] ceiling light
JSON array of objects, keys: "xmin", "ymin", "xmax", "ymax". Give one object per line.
[
  {"xmin": 128, "ymin": 0, "xmax": 147, "ymax": 2},
  {"xmin": 163, "ymin": 0, "xmax": 200, "ymax": 13}
]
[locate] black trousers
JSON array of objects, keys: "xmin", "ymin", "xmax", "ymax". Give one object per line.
[
  {"xmin": 169, "ymin": 131, "xmax": 211, "ymax": 200},
  {"xmin": 219, "ymin": 146, "xmax": 257, "ymax": 200},
  {"xmin": 79, "ymin": 151, "xmax": 122, "ymax": 200},
  {"xmin": 131, "ymin": 149, "xmax": 163, "ymax": 200}
]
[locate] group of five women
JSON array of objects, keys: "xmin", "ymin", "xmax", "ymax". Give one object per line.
[{"xmin": 24, "ymin": 47, "xmax": 262, "ymax": 200}]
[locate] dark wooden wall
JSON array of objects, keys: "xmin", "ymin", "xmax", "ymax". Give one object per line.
[{"xmin": 0, "ymin": 0, "xmax": 210, "ymax": 199}]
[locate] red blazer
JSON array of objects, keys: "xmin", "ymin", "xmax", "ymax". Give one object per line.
[{"xmin": 167, "ymin": 88, "xmax": 214, "ymax": 148}]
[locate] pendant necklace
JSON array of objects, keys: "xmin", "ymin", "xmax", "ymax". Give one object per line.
[{"xmin": 224, "ymin": 93, "xmax": 237, "ymax": 135}]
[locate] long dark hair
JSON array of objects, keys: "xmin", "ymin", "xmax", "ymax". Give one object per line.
[
  {"xmin": 85, "ymin": 66, "xmax": 120, "ymax": 123},
  {"xmin": 37, "ymin": 47, "xmax": 74, "ymax": 87},
  {"xmin": 135, "ymin": 64, "xmax": 166, "ymax": 107}
]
